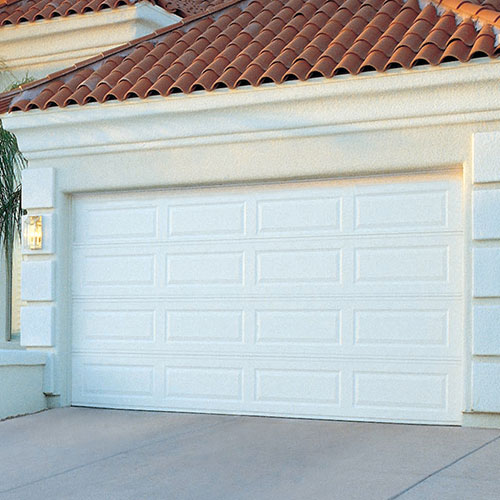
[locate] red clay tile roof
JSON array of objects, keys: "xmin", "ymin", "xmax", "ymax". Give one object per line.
[
  {"xmin": 3, "ymin": 0, "xmax": 500, "ymax": 113},
  {"xmin": 0, "ymin": 0, "xmax": 223, "ymax": 25},
  {"xmin": 156, "ymin": 0, "xmax": 227, "ymax": 17}
]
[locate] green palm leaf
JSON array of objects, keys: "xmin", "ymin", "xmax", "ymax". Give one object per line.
[
  {"xmin": 0, "ymin": 123, "xmax": 25, "ymax": 258},
  {"xmin": 0, "ymin": 121, "xmax": 26, "ymax": 340}
]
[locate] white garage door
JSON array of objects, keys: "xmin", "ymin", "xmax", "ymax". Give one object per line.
[{"xmin": 71, "ymin": 173, "xmax": 463, "ymax": 424}]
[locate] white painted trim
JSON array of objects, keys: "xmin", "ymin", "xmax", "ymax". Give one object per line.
[
  {"xmin": 0, "ymin": 349, "xmax": 47, "ymax": 366},
  {"xmin": 463, "ymin": 411, "xmax": 500, "ymax": 429}
]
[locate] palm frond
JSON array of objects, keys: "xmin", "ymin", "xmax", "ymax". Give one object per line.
[{"xmin": 0, "ymin": 121, "xmax": 26, "ymax": 262}]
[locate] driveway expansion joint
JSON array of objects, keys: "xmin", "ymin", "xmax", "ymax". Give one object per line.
[
  {"xmin": 387, "ymin": 432, "xmax": 500, "ymax": 499},
  {"xmin": 0, "ymin": 415, "xmax": 240, "ymax": 495}
]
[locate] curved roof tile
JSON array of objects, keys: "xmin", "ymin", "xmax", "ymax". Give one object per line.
[
  {"xmin": 0, "ymin": 0, "xmax": 225, "ymax": 25},
  {"xmin": 3, "ymin": 0, "xmax": 500, "ymax": 113}
]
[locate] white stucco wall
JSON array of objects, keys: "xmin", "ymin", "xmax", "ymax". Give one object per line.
[
  {"xmin": 11, "ymin": 240, "xmax": 23, "ymax": 336},
  {"xmin": 0, "ymin": 365, "xmax": 46, "ymax": 419},
  {"xmin": 0, "ymin": 350, "xmax": 47, "ymax": 420},
  {"xmin": 4, "ymin": 58, "xmax": 500, "ymax": 426},
  {"xmin": 467, "ymin": 132, "xmax": 500, "ymax": 426}
]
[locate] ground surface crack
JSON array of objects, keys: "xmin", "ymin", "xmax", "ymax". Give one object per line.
[
  {"xmin": 0, "ymin": 416, "xmax": 239, "ymax": 495},
  {"xmin": 388, "ymin": 433, "xmax": 500, "ymax": 499}
]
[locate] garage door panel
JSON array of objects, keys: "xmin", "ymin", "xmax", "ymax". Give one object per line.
[
  {"xmin": 74, "ymin": 300, "xmax": 341, "ymax": 352},
  {"xmin": 163, "ymin": 357, "xmax": 249, "ymax": 412},
  {"xmin": 166, "ymin": 250, "xmax": 245, "ymax": 286},
  {"xmin": 255, "ymin": 369, "xmax": 341, "ymax": 405},
  {"xmin": 256, "ymin": 196, "xmax": 342, "ymax": 235},
  {"xmin": 73, "ymin": 298, "xmax": 460, "ymax": 360},
  {"xmin": 72, "ymin": 174, "xmax": 463, "ymax": 424},
  {"xmin": 77, "ymin": 206, "xmax": 159, "ymax": 243},
  {"xmin": 83, "ymin": 254, "xmax": 156, "ymax": 287},
  {"xmin": 72, "ymin": 357, "xmax": 159, "ymax": 407},
  {"xmin": 165, "ymin": 366, "xmax": 243, "ymax": 402},
  {"xmin": 73, "ymin": 239, "xmax": 461, "ymax": 298},
  {"xmin": 249, "ymin": 359, "xmax": 461, "ymax": 422},
  {"xmin": 166, "ymin": 309, "xmax": 244, "ymax": 343},
  {"xmin": 348, "ymin": 362, "xmax": 463, "ymax": 422},
  {"xmin": 256, "ymin": 248, "xmax": 341, "ymax": 285},
  {"xmin": 72, "ymin": 354, "xmax": 461, "ymax": 423},
  {"xmin": 255, "ymin": 308, "xmax": 341, "ymax": 345},
  {"xmin": 353, "ymin": 371, "xmax": 448, "ymax": 411},
  {"xmin": 72, "ymin": 247, "xmax": 161, "ymax": 296},
  {"xmin": 352, "ymin": 235, "xmax": 462, "ymax": 295},
  {"xmin": 164, "ymin": 240, "xmax": 343, "ymax": 295},
  {"xmin": 353, "ymin": 176, "xmax": 462, "ymax": 233},
  {"xmin": 168, "ymin": 201, "xmax": 247, "ymax": 238},
  {"xmin": 72, "ymin": 304, "xmax": 157, "ymax": 347},
  {"xmin": 73, "ymin": 197, "xmax": 161, "ymax": 244},
  {"xmin": 354, "ymin": 190, "xmax": 448, "ymax": 232},
  {"xmin": 353, "ymin": 307, "xmax": 449, "ymax": 348},
  {"xmin": 355, "ymin": 246, "xmax": 448, "ymax": 282}
]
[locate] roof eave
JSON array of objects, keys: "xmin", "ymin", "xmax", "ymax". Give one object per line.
[{"xmin": 4, "ymin": 58, "xmax": 500, "ymax": 161}]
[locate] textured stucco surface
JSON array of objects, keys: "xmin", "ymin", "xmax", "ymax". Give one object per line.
[{"xmin": 0, "ymin": 364, "xmax": 46, "ymax": 420}]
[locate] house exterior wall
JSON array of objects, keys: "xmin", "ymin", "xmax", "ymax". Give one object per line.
[
  {"xmin": 0, "ymin": 365, "xmax": 46, "ymax": 419},
  {"xmin": 4, "ymin": 59, "xmax": 500, "ymax": 425},
  {"xmin": 12, "ymin": 239, "xmax": 23, "ymax": 336},
  {"xmin": 466, "ymin": 132, "xmax": 500, "ymax": 426},
  {"xmin": 0, "ymin": 350, "xmax": 47, "ymax": 420}
]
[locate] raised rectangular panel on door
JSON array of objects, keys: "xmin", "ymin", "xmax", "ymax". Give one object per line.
[
  {"xmin": 166, "ymin": 366, "xmax": 243, "ymax": 403},
  {"xmin": 353, "ymin": 176, "xmax": 462, "ymax": 233},
  {"xmin": 72, "ymin": 302, "xmax": 158, "ymax": 350},
  {"xmin": 73, "ymin": 196, "xmax": 160, "ymax": 245},
  {"xmin": 166, "ymin": 248, "xmax": 245, "ymax": 288},
  {"xmin": 255, "ymin": 308, "xmax": 341, "ymax": 345},
  {"xmin": 71, "ymin": 356, "xmax": 159, "ymax": 407},
  {"xmin": 256, "ymin": 194, "xmax": 343, "ymax": 235},
  {"xmin": 71, "ymin": 173, "xmax": 463, "ymax": 424},
  {"xmin": 166, "ymin": 309, "xmax": 244, "ymax": 343},
  {"xmin": 256, "ymin": 247, "xmax": 341, "ymax": 283},
  {"xmin": 72, "ymin": 247, "xmax": 159, "ymax": 297},
  {"xmin": 351, "ymin": 299, "xmax": 462, "ymax": 359},
  {"xmin": 168, "ymin": 201, "xmax": 247, "ymax": 238},
  {"xmin": 351, "ymin": 362, "xmax": 462, "ymax": 422},
  {"xmin": 352, "ymin": 235, "xmax": 461, "ymax": 295}
]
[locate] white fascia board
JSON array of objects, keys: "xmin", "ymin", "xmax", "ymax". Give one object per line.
[
  {"xmin": 4, "ymin": 58, "xmax": 500, "ymax": 160},
  {"xmin": 0, "ymin": 2, "xmax": 180, "ymax": 80}
]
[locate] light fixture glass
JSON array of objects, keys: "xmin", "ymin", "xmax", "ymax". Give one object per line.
[{"xmin": 23, "ymin": 215, "xmax": 43, "ymax": 250}]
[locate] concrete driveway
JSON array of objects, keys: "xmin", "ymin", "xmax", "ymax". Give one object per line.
[{"xmin": 1, "ymin": 408, "xmax": 500, "ymax": 500}]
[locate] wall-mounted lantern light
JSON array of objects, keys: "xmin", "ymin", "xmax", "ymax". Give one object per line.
[{"xmin": 23, "ymin": 215, "xmax": 43, "ymax": 250}]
